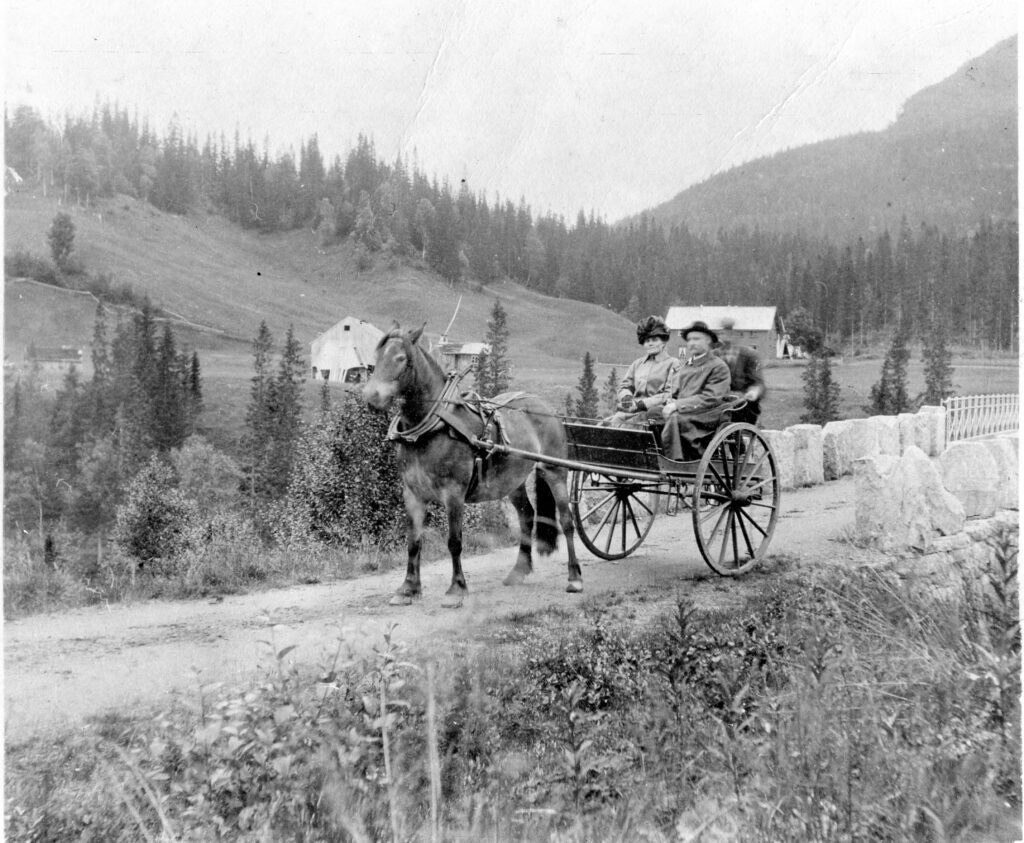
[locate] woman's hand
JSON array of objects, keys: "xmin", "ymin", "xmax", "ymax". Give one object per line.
[{"xmin": 662, "ymin": 401, "xmax": 676, "ymax": 419}]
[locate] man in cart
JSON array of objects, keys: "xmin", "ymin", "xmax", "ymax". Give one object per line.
[
  {"xmin": 659, "ymin": 320, "xmax": 732, "ymax": 460},
  {"xmin": 714, "ymin": 323, "xmax": 766, "ymax": 426}
]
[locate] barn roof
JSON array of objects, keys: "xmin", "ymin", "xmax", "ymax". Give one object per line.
[{"xmin": 664, "ymin": 306, "xmax": 778, "ymax": 332}]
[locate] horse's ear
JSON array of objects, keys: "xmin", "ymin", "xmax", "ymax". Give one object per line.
[{"xmin": 408, "ymin": 322, "xmax": 427, "ymax": 345}]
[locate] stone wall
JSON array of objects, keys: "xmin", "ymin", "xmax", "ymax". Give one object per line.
[
  {"xmin": 758, "ymin": 405, "xmax": 1018, "ymax": 554},
  {"xmin": 883, "ymin": 512, "xmax": 1018, "ymax": 600}
]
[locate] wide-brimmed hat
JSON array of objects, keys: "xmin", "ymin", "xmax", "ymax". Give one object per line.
[
  {"xmin": 680, "ymin": 320, "xmax": 719, "ymax": 343},
  {"xmin": 636, "ymin": 315, "xmax": 670, "ymax": 344}
]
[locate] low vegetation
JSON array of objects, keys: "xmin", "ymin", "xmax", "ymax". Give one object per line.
[{"xmin": 6, "ymin": 528, "xmax": 1019, "ymax": 841}]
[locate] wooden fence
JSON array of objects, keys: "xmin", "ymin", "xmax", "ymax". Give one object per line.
[{"xmin": 942, "ymin": 393, "xmax": 1019, "ymax": 442}]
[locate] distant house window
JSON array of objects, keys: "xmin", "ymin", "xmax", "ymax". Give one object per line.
[
  {"xmin": 321, "ymin": 369, "xmax": 330, "ymax": 380},
  {"xmin": 312, "ymin": 366, "xmax": 319, "ymax": 378},
  {"xmin": 344, "ymin": 325, "xmax": 351, "ymax": 331}
]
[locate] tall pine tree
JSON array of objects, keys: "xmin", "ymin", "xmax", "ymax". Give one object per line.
[
  {"xmin": 921, "ymin": 315, "xmax": 955, "ymax": 405},
  {"xmin": 476, "ymin": 299, "xmax": 512, "ymax": 397},
  {"xmin": 868, "ymin": 326, "xmax": 911, "ymax": 414},
  {"xmin": 575, "ymin": 352, "xmax": 599, "ymax": 419}
]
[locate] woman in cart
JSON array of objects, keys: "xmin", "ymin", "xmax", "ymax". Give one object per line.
[{"xmin": 604, "ymin": 315, "xmax": 679, "ymax": 427}]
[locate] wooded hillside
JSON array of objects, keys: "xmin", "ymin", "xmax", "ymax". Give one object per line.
[{"xmin": 637, "ymin": 37, "xmax": 1017, "ymax": 242}]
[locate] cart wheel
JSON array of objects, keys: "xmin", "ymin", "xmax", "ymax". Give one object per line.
[
  {"xmin": 692, "ymin": 423, "xmax": 779, "ymax": 576},
  {"xmin": 570, "ymin": 470, "xmax": 659, "ymax": 560}
]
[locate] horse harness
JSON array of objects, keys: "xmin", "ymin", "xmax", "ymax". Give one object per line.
[{"xmin": 386, "ymin": 371, "xmax": 523, "ymax": 494}]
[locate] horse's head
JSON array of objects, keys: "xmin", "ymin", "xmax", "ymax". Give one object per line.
[{"xmin": 362, "ymin": 323, "xmax": 427, "ymax": 410}]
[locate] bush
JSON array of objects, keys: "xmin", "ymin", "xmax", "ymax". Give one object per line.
[
  {"xmin": 275, "ymin": 389, "xmax": 404, "ymax": 548},
  {"xmin": 4, "ymin": 248, "xmax": 61, "ymax": 286},
  {"xmin": 112, "ymin": 456, "xmax": 197, "ymax": 569}
]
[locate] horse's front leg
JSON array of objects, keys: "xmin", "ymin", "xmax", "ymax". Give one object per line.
[
  {"xmin": 390, "ymin": 486, "xmax": 426, "ymax": 606},
  {"xmin": 441, "ymin": 492, "xmax": 468, "ymax": 608},
  {"xmin": 503, "ymin": 483, "xmax": 535, "ymax": 586}
]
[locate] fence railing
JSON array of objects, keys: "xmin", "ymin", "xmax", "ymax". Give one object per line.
[{"xmin": 942, "ymin": 393, "xmax": 1019, "ymax": 442}]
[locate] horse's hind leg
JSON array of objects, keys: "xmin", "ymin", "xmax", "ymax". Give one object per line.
[
  {"xmin": 441, "ymin": 492, "xmax": 468, "ymax": 608},
  {"xmin": 541, "ymin": 467, "xmax": 583, "ymax": 594},
  {"xmin": 502, "ymin": 483, "xmax": 535, "ymax": 586},
  {"xmin": 391, "ymin": 487, "xmax": 426, "ymax": 605}
]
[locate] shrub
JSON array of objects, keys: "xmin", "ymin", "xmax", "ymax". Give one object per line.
[
  {"xmin": 4, "ymin": 248, "xmax": 61, "ymax": 286},
  {"xmin": 112, "ymin": 456, "xmax": 197, "ymax": 569},
  {"xmin": 275, "ymin": 389, "xmax": 404, "ymax": 548}
]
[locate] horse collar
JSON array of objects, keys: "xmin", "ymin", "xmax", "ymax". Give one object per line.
[{"xmin": 387, "ymin": 372, "xmax": 462, "ymax": 444}]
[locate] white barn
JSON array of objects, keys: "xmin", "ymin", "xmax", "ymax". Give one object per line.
[
  {"xmin": 310, "ymin": 316, "xmax": 384, "ymax": 384},
  {"xmin": 664, "ymin": 306, "xmax": 786, "ymax": 357}
]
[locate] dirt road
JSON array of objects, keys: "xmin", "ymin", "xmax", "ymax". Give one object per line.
[{"xmin": 4, "ymin": 477, "xmax": 877, "ymax": 745}]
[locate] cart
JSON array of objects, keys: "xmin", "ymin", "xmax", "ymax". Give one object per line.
[{"xmin": 480, "ymin": 398, "xmax": 780, "ymax": 576}]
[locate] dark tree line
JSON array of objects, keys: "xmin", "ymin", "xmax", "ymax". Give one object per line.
[
  {"xmin": 4, "ymin": 302, "xmax": 202, "ymax": 534},
  {"xmin": 6, "ymin": 102, "xmax": 1017, "ymax": 350}
]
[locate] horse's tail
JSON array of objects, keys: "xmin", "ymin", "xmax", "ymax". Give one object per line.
[{"xmin": 534, "ymin": 471, "xmax": 560, "ymax": 555}]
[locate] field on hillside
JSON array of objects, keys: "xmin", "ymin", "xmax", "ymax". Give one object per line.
[{"xmin": 4, "ymin": 190, "xmax": 641, "ymax": 376}]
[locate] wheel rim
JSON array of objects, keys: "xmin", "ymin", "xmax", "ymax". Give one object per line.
[
  {"xmin": 692, "ymin": 424, "xmax": 779, "ymax": 576},
  {"xmin": 570, "ymin": 470, "xmax": 659, "ymax": 560}
]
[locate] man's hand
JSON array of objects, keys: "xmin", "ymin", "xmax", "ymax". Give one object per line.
[
  {"xmin": 743, "ymin": 387, "xmax": 761, "ymax": 401},
  {"xmin": 662, "ymin": 401, "xmax": 677, "ymax": 419}
]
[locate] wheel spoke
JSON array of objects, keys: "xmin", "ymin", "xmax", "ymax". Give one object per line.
[
  {"xmin": 601, "ymin": 497, "xmax": 621, "ymax": 554},
  {"xmin": 737, "ymin": 506, "xmax": 756, "ymax": 557},
  {"xmin": 739, "ymin": 449, "xmax": 770, "ymax": 488},
  {"xmin": 622, "ymin": 496, "xmax": 643, "ymax": 541},
  {"xmin": 717, "ymin": 509, "xmax": 734, "ymax": 568},
  {"xmin": 579, "ymin": 489, "xmax": 617, "ymax": 523},
  {"xmin": 736, "ymin": 507, "xmax": 769, "ymax": 538},
  {"xmin": 705, "ymin": 503, "xmax": 730, "ymax": 545}
]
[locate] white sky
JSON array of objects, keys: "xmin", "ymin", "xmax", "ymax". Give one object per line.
[{"xmin": 4, "ymin": 0, "xmax": 1018, "ymax": 220}]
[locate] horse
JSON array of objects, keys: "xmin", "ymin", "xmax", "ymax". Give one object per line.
[{"xmin": 362, "ymin": 324, "xmax": 582, "ymax": 607}]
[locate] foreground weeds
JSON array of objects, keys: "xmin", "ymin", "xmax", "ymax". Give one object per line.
[{"xmin": 6, "ymin": 528, "xmax": 1020, "ymax": 841}]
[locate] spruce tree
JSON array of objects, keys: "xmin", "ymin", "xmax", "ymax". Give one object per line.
[
  {"xmin": 477, "ymin": 299, "xmax": 512, "ymax": 397},
  {"xmin": 266, "ymin": 325, "xmax": 306, "ymax": 496},
  {"xmin": 575, "ymin": 352, "xmax": 600, "ymax": 419},
  {"xmin": 800, "ymin": 356, "xmax": 822, "ymax": 424},
  {"xmin": 817, "ymin": 354, "xmax": 841, "ymax": 423},
  {"xmin": 244, "ymin": 321, "xmax": 275, "ymax": 503},
  {"xmin": 869, "ymin": 326, "xmax": 911, "ymax": 414},
  {"xmin": 152, "ymin": 325, "xmax": 187, "ymax": 451},
  {"xmin": 921, "ymin": 316, "xmax": 955, "ymax": 405}
]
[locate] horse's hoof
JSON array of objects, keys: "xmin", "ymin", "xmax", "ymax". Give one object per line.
[
  {"xmin": 389, "ymin": 593, "xmax": 415, "ymax": 606},
  {"xmin": 440, "ymin": 593, "xmax": 465, "ymax": 609},
  {"xmin": 566, "ymin": 579, "xmax": 583, "ymax": 594},
  {"xmin": 503, "ymin": 569, "xmax": 527, "ymax": 586}
]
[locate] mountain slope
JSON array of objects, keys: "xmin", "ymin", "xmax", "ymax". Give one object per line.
[{"xmin": 635, "ymin": 37, "xmax": 1017, "ymax": 240}]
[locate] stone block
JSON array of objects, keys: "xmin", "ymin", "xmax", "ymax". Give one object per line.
[
  {"xmin": 939, "ymin": 441, "xmax": 999, "ymax": 518},
  {"xmin": 788, "ymin": 424, "xmax": 825, "ymax": 487},
  {"xmin": 761, "ymin": 429, "xmax": 796, "ymax": 490},
  {"xmin": 917, "ymin": 405, "xmax": 946, "ymax": 456},
  {"xmin": 897, "ymin": 413, "xmax": 918, "ymax": 454},
  {"xmin": 853, "ymin": 446, "xmax": 965, "ymax": 551},
  {"xmin": 981, "ymin": 437, "xmax": 1018, "ymax": 511},
  {"xmin": 849, "ymin": 418, "xmax": 880, "ymax": 462},
  {"xmin": 822, "ymin": 420, "xmax": 854, "ymax": 480},
  {"xmin": 871, "ymin": 415, "xmax": 901, "ymax": 456}
]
